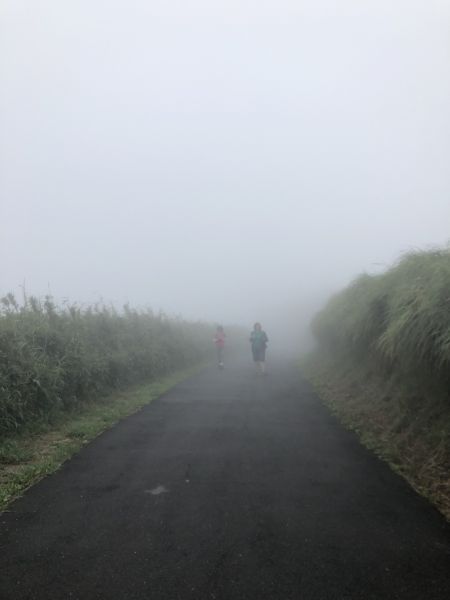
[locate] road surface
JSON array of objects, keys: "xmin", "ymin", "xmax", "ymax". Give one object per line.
[{"xmin": 1, "ymin": 358, "xmax": 450, "ymax": 599}]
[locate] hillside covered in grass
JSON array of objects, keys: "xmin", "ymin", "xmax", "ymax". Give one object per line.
[
  {"xmin": 0, "ymin": 294, "xmax": 211, "ymax": 436},
  {"xmin": 312, "ymin": 247, "xmax": 450, "ymax": 394},
  {"xmin": 304, "ymin": 247, "xmax": 450, "ymax": 518}
]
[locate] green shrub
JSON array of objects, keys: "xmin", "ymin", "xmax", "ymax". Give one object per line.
[
  {"xmin": 0, "ymin": 296, "xmax": 211, "ymax": 435},
  {"xmin": 312, "ymin": 247, "xmax": 450, "ymax": 394}
]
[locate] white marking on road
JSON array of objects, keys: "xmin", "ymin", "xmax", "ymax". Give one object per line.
[{"xmin": 145, "ymin": 485, "xmax": 169, "ymax": 495}]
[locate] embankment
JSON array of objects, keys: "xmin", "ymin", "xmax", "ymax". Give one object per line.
[{"xmin": 302, "ymin": 248, "xmax": 450, "ymax": 519}]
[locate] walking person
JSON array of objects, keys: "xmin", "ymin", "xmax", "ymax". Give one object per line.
[
  {"xmin": 250, "ymin": 322, "xmax": 268, "ymax": 374},
  {"xmin": 213, "ymin": 325, "xmax": 226, "ymax": 369}
]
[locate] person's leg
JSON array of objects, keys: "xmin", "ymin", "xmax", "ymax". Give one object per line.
[
  {"xmin": 252, "ymin": 348, "xmax": 258, "ymax": 372},
  {"xmin": 254, "ymin": 349, "xmax": 264, "ymax": 374},
  {"xmin": 260, "ymin": 349, "xmax": 267, "ymax": 374}
]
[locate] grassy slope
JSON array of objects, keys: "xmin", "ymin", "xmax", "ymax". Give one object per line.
[
  {"xmin": 312, "ymin": 249, "xmax": 450, "ymax": 396},
  {"xmin": 304, "ymin": 248, "xmax": 450, "ymax": 520},
  {"xmin": 0, "ymin": 364, "xmax": 204, "ymax": 512},
  {"xmin": 302, "ymin": 353, "xmax": 450, "ymax": 521}
]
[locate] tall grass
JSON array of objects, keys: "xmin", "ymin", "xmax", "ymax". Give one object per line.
[
  {"xmin": 312, "ymin": 247, "xmax": 450, "ymax": 394},
  {"xmin": 0, "ymin": 294, "xmax": 211, "ymax": 435}
]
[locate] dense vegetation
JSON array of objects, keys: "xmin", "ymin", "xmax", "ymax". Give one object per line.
[
  {"xmin": 0, "ymin": 294, "xmax": 211, "ymax": 435},
  {"xmin": 312, "ymin": 247, "xmax": 450, "ymax": 396},
  {"xmin": 307, "ymin": 247, "xmax": 450, "ymax": 517}
]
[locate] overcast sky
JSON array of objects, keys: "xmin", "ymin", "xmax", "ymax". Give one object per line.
[{"xmin": 1, "ymin": 0, "xmax": 449, "ymax": 330}]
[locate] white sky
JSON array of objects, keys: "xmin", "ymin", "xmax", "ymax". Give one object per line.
[{"xmin": 1, "ymin": 0, "xmax": 449, "ymax": 329}]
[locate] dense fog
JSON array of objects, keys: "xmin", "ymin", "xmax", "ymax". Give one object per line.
[{"xmin": 1, "ymin": 1, "xmax": 449, "ymax": 347}]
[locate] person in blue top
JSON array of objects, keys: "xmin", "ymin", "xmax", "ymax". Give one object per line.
[{"xmin": 250, "ymin": 322, "xmax": 269, "ymax": 374}]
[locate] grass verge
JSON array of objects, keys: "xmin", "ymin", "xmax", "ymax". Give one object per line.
[
  {"xmin": 0, "ymin": 364, "xmax": 204, "ymax": 512},
  {"xmin": 301, "ymin": 352, "xmax": 450, "ymax": 521}
]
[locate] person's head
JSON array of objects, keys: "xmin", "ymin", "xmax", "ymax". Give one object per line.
[
  {"xmin": 217, "ymin": 325, "xmax": 224, "ymax": 333},
  {"xmin": 254, "ymin": 322, "xmax": 262, "ymax": 331}
]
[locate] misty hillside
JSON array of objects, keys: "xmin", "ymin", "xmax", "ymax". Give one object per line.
[
  {"xmin": 305, "ymin": 246, "xmax": 450, "ymax": 517},
  {"xmin": 313, "ymin": 247, "xmax": 450, "ymax": 393}
]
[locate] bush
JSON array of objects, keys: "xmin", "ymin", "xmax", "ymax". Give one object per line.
[
  {"xmin": 312, "ymin": 247, "xmax": 450, "ymax": 394},
  {"xmin": 0, "ymin": 295, "xmax": 211, "ymax": 435}
]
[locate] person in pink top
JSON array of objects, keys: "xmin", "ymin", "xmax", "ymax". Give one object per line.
[{"xmin": 213, "ymin": 325, "xmax": 226, "ymax": 369}]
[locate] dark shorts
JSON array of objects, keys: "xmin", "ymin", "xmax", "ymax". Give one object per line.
[{"xmin": 252, "ymin": 346, "xmax": 266, "ymax": 362}]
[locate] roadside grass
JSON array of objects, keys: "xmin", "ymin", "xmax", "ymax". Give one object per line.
[
  {"xmin": 0, "ymin": 294, "xmax": 212, "ymax": 437},
  {"xmin": 302, "ymin": 352, "xmax": 450, "ymax": 521},
  {"xmin": 305, "ymin": 247, "xmax": 450, "ymax": 521},
  {"xmin": 0, "ymin": 364, "xmax": 204, "ymax": 512},
  {"xmin": 311, "ymin": 248, "xmax": 450, "ymax": 401}
]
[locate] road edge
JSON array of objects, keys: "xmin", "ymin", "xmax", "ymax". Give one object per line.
[
  {"xmin": 0, "ymin": 363, "xmax": 207, "ymax": 512},
  {"xmin": 300, "ymin": 352, "xmax": 450, "ymax": 522}
]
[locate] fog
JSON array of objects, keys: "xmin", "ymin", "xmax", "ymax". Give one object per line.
[{"xmin": 1, "ymin": 1, "xmax": 449, "ymax": 342}]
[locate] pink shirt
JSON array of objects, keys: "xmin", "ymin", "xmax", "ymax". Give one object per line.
[{"xmin": 214, "ymin": 331, "xmax": 226, "ymax": 348}]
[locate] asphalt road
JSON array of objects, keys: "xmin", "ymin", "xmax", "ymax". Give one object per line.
[{"xmin": 1, "ymin": 358, "xmax": 450, "ymax": 600}]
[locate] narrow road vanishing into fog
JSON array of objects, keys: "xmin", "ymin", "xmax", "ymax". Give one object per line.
[{"xmin": 1, "ymin": 357, "xmax": 450, "ymax": 600}]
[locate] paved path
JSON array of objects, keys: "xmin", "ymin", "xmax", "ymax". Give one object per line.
[{"xmin": 1, "ymin": 359, "xmax": 450, "ymax": 599}]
